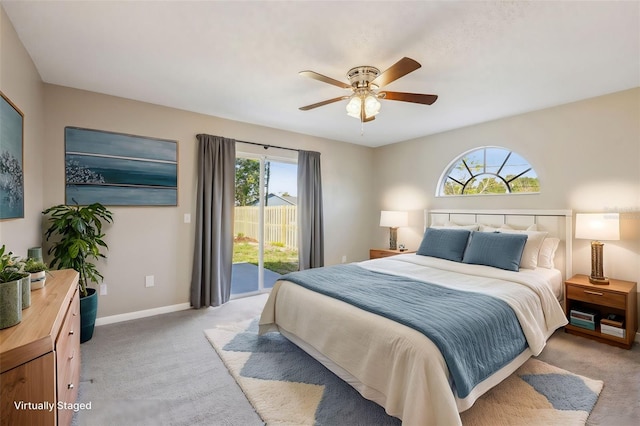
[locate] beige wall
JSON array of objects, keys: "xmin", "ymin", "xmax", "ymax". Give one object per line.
[
  {"xmin": 3, "ymin": 3, "xmax": 638, "ymax": 327},
  {"xmin": 42, "ymin": 85, "xmax": 375, "ymax": 317},
  {"xmin": 2, "ymin": 5, "xmax": 375, "ymax": 319},
  {"xmin": 0, "ymin": 6, "xmax": 45, "ymax": 255},
  {"xmin": 373, "ymin": 88, "xmax": 640, "ymax": 327}
]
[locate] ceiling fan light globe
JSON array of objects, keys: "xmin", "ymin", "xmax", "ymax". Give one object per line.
[
  {"xmin": 364, "ymin": 94, "xmax": 381, "ymax": 117},
  {"xmin": 346, "ymin": 96, "xmax": 361, "ymax": 118}
]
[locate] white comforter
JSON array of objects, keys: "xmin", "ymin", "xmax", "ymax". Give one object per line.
[{"xmin": 259, "ymin": 254, "xmax": 568, "ymax": 425}]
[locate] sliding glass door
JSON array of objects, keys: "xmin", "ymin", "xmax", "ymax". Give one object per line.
[{"xmin": 231, "ymin": 154, "xmax": 298, "ymax": 297}]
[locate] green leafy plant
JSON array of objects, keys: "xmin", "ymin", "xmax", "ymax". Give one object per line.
[
  {"xmin": 43, "ymin": 202, "xmax": 113, "ymax": 297},
  {"xmin": 0, "ymin": 245, "xmax": 28, "ymax": 283},
  {"xmin": 23, "ymin": 258, "xmax": 49, "ymax": 273}
]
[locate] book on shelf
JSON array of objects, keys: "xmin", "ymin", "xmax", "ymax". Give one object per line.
[
  {"xmin": 570, "ymin": 307, "xmax": 599, "ymax": 322},
  {"xmin": 600, "ymin": 313, "xmax": 624, "ymax": 328},
  {"xmin": 601, "ymin": 323, "xmax": 626, "ymax": 338},
  {"xmin": 570, "ymin": 311, "xmax": 594, "ymax": 321},
  {"xmin": 570, "ymin": 317, "xmax": 595, "ymax": 331}
]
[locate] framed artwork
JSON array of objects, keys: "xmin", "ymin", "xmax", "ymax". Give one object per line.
[
  {"xmin": 65, "ymin": 127, "xmax": 178, "ymax": 206},
  {"xmin": 0, "ymin": 92, "xmax": 25, "ymax": 220}
]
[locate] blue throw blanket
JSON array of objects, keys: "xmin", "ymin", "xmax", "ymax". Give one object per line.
[{"xmin": 281, "ymin": 264, "xmax": 527, "ymax": 398}]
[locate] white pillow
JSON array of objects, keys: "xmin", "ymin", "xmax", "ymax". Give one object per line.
[
  {"xmin": 478, "ymin": 224, "xmax": 499, "ymax": 232},
  {"xmin": 538, "ymin": 237, "xmax": 560, "ymax": 269},
  {"xmin": 500, "ymin": 223, "xmax": 538, "ymax": 231},
  {"xmin": 497, "ymin": 229, "xmax": 547, "ymax": 269},
  {"xmin": 431, "ymin": 221, "xmax": 479, "ymax": 231}
]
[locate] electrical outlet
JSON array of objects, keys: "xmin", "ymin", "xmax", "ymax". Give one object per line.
[
  {"xmin": 184, "ymin": 213, "xmax": 191, "ymax": 223},
  {"xmin": 341, "ymin": 255, "xmax": 347, "ymax": 263},
  {"xmin": 100, "ymin": 283, "xmax": 107, "ymax": 295},
  {"xmin": 145, "ymin": 275, "xmax": 154, "ymax": 288}
]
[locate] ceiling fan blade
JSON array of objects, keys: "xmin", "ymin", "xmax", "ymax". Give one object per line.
[
  {"xmin": 371, "ymin": 57, "xmax": 421, "ymax": 88},
  {"xmin": 379, "ymin": 91, "xmax": 438, "ymax": 105},
  {"xmin": 299, "ymin": 70, "xmax": 351, "ymax": 89},
  {"xmin": 299, "ymin": 96, "xmax": 349, "ymax": 111}
]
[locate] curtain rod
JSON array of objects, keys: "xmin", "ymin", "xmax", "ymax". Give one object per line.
[{"xmin": 236, "ymin": 139, "xmax": 300, "ymax": 153}]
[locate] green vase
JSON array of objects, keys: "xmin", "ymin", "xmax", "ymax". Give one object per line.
[
  {"xmin": 20, "ymin": 276, "xmax": 31, "ymax": 309},
  {"xmin": 0, "ymin": 279, "xmax": 22, "ymax": 329}
]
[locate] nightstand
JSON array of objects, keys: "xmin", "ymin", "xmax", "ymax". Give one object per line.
[
  {"xmin": 369, "ymin": 248, "xmax": 415, "ymax": 259},
  {"xmin": 564, "ymin": 274, "xmax": 637, "ymax": 349}
]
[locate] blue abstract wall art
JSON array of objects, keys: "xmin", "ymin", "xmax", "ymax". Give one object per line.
[
  {"xmin": 65, "ymin": 127, "xmax": 178, "ymax": 206},
  {"xmin": 0, "ymin": 92, "xmax": 24, "ymax": 220}
]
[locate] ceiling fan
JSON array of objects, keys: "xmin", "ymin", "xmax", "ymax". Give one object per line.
[{"xmin": 298, "ymin": 57, "xmax": 438, "ymax": 123}]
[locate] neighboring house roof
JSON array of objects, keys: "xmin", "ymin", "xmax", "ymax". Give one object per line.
[
  {"xmin": 281, "ymin": 195, "xmax": 297, "ymax": 205},
  {"xmin": 251, "ymin": 194, "xmax": 297, "ymax": 206}
]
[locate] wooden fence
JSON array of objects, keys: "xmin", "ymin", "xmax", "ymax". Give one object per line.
[{"xmin": 234, "ymin": 205, "xmax": 298, "ymax": 249}]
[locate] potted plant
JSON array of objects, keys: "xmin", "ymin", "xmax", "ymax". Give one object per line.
[
  {"xmin": 43, "ymin": 202, "xmax": 113, "ymax": 343},
  {"xmin": 24, "ymin": 258, "xmax": 49, "ymax": 290},
  {"xmin": 0, "ymin": 245, "xmax": 29, "ymax": 329}
]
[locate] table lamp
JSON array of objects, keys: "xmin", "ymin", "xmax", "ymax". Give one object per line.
[
  {"xmin": 575, "ymin": 213, "xmax": 620, "ymax": 285},
  {"xmin": 380, "ymin": 211, "xmax": 408, "ymax": 250}
]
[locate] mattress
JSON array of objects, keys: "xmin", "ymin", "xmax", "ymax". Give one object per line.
[{"xmin": 532, "ymin": 266, "xmax": 563, "ymax": 300}]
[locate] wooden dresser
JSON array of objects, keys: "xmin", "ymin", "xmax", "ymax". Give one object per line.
[{"xmin": 0, "ymin": 269, "xmax": 80, "ymax": 426}]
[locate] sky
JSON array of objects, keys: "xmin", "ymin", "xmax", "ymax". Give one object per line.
[{"xmin": 266, "ymin": 160, "xmax": 297, "ymax": 196}]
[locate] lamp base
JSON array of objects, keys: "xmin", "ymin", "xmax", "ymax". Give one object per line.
[
  {"xmin": 588, "ymin": 275, "xmax": 610, "ymax": 285},
  {"xmin": 589, "ymin": 240, "xmax": 609, "ymax": 285},
  {"xmin": 388, "ymin": 227, "xmax": 398, "ymax": 250}
]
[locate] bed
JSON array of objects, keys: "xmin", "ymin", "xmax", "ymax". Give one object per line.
[{"xmin": 259, "ymin": 209, "xmax": 572, "ymax": 425}]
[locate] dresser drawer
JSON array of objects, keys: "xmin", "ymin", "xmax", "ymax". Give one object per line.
[
  {"xmin": 566, "ymin": 285, "xmax": 626, "ymax": 309},
  {"xmin": 56, "ymin": 290, "xmax": 80, "ymax": 426}
]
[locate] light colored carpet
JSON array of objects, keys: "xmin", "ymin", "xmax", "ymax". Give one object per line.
[
  {"xmin": 72, "ymin": 293, "xmax": 639, "ymax": 425},
  {"xmin": 206, "ymin": 318, "xmax": 603, "ymax": 426},
  {"xmin": 72, "ymin": 294, "xmax": 269, "ymax": 426}
]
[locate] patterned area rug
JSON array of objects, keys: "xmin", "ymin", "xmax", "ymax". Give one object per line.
[{"xmin": 205, "ymin": 318, "xmax": 603, "ymax": 425}]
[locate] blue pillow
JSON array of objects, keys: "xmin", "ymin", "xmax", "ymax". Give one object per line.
[
  {"xmin": 417, "ymin": 228, "xmax": 471, "ymax": 262},
  {"xmin": 462, "ymin": 231, "xmax": 528, "ymax": 271}
]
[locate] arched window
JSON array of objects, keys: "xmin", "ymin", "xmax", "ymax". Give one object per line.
[{"xmin": 437, "ymin": 147, "xmax": 539, "ymax": 196}]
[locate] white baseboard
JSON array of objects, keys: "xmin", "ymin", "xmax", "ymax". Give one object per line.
[{"xmin": 95, "ymin": 302, "xmax": 191, "ymax": 326}]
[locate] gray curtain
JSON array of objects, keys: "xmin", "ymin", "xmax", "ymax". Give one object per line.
[
  {"xmin": 191, "ymin": 134, "xmax": 236, "ymax": 308},
  {"xmin": 297, "ymin": 150, "xmax": 324, "ymax": 270}
]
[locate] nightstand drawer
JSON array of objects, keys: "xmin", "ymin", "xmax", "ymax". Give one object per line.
[
  {"xmin": 566, "ymin": 285, "xmax": 626, "ymax": 309},
  {"xmin": 370, "ymin": 249, "xmax": 396, "ymax": 259},
  {"xmin": 369, "ymin": 249, "xmax": 415, "ymax": 259}
]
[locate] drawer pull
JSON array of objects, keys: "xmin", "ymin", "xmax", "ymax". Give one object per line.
[
  {"xmin": 67, "ymin": 383, "xmax": 74, "ymax": 390},
  {"xmin": 584, "ymin": 290, "xmax": 604, "ymax": 296},
  {"xmin": 69, "ymin": 350, "xmax": 75, "ymax": 360},
  {"xmin": 69, "ymin": 330, "xmax": 74, "ymax": 335}
]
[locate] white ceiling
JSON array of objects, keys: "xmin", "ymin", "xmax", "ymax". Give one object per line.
[{"xmin": 3, "ymin": 1, "xmax": 639, "ymax": 147}]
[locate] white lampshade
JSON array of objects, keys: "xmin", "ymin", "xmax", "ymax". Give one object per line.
[
  {"xmin": 380, "ymin": 211, "xmax": 408, "ymax": 228},
  {"xmin": 575, "ymin": 213, "xmax": 620, "ymax": 241}
]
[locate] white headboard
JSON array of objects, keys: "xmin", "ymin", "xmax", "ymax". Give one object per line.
[{"xmin": 425, "ymin": 209, "xmax": 573, "ymax": 280}]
